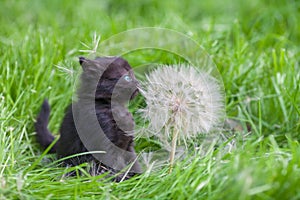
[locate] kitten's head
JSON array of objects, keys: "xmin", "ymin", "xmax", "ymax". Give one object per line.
[{"xmin": 78, "ymin": 57, "xmax": 139, "ymax": 102}]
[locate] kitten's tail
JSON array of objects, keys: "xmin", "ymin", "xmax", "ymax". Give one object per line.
[{"xmin": 35, "ymin": 99, "xmax": 57, "ymax": 153}]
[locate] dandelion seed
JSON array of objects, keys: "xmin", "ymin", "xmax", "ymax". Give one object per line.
[
  {"xmin": 139, "ymin": 64, "xmax": 225, "ymax": 172},
  {"xmin": 55, "ymin": 64, "xmax": 75, "ymax": 76},
  {"xmin": 79, "ymin": 32, "xmax": 101, "ymax": 55}
]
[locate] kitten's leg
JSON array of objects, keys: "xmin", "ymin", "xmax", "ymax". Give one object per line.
[{"xmin": 127, "ymin": 145, "xmax": 142, "ymax": 173}]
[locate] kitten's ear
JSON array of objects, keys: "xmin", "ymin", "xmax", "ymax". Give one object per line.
[
  {"xmin": 79, "ymin": 57, "xmax": 92, "ymax": 71},
  {"xmin": 79, "ymin": 57, "xmax": 87, "ymax": 65},
  {"xmin": 79, "ymin": 57, "xmax": 98, "ymax": 73},
  {"xmin": 79, "ymin": 57, "xmax": 109, "ymax": 73}
]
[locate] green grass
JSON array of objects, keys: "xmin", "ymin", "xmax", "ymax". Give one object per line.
[{"xmin": 0, "ymin": 0, "xmax": 299, "ymax": 199}]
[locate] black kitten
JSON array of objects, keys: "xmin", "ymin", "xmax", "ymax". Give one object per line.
[{"xmin": 35, "ymin": 57, "xmax": 141, "ymax": 181}]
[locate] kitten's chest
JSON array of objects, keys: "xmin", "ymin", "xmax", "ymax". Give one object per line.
[{"xmin": 111, "ymin": 105, "xmax": 135, "ymax": 134}]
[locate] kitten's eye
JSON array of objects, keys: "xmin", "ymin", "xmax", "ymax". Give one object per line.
[{"xmin": 123, "ymin": 75, "xmax": 132, "ymax": 82}]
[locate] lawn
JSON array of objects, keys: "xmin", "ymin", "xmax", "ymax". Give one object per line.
[{"xmin": 0, "ymin": 0, "xmax": 299, "ymax": 199}]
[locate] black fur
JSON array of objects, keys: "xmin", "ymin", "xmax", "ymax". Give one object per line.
[
  {"xmin": 35, "ymin": 57, "xmax": 140, "ymax": 181},
  {"xmin": 34, "ymin": 99, "xmax": 56, "ymax": 153}
]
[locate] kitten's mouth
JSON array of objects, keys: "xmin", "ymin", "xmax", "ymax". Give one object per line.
[{"xmin": 130, "ymin": 88, "xmax": 139, "ymax": 100}]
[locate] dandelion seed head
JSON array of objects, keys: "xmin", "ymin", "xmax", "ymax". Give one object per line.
[{"xmin": 139, "ymin": 64, "xmax": 225, "ymax": 139}]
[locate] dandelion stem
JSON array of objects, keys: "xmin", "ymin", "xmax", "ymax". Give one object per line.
[{"xmin": 169, "ymin": 128, "xmax": 179, "ymax": 173}]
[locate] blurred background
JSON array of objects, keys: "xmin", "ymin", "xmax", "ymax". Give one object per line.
[{"xmin": 0, "ymin": 0, "xmax": 299, "ymax": 199}]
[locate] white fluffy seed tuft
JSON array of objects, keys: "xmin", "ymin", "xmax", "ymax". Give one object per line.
[{"xmin": 139, "ymin": 64, "xmax": 225, "ymax": 140}]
